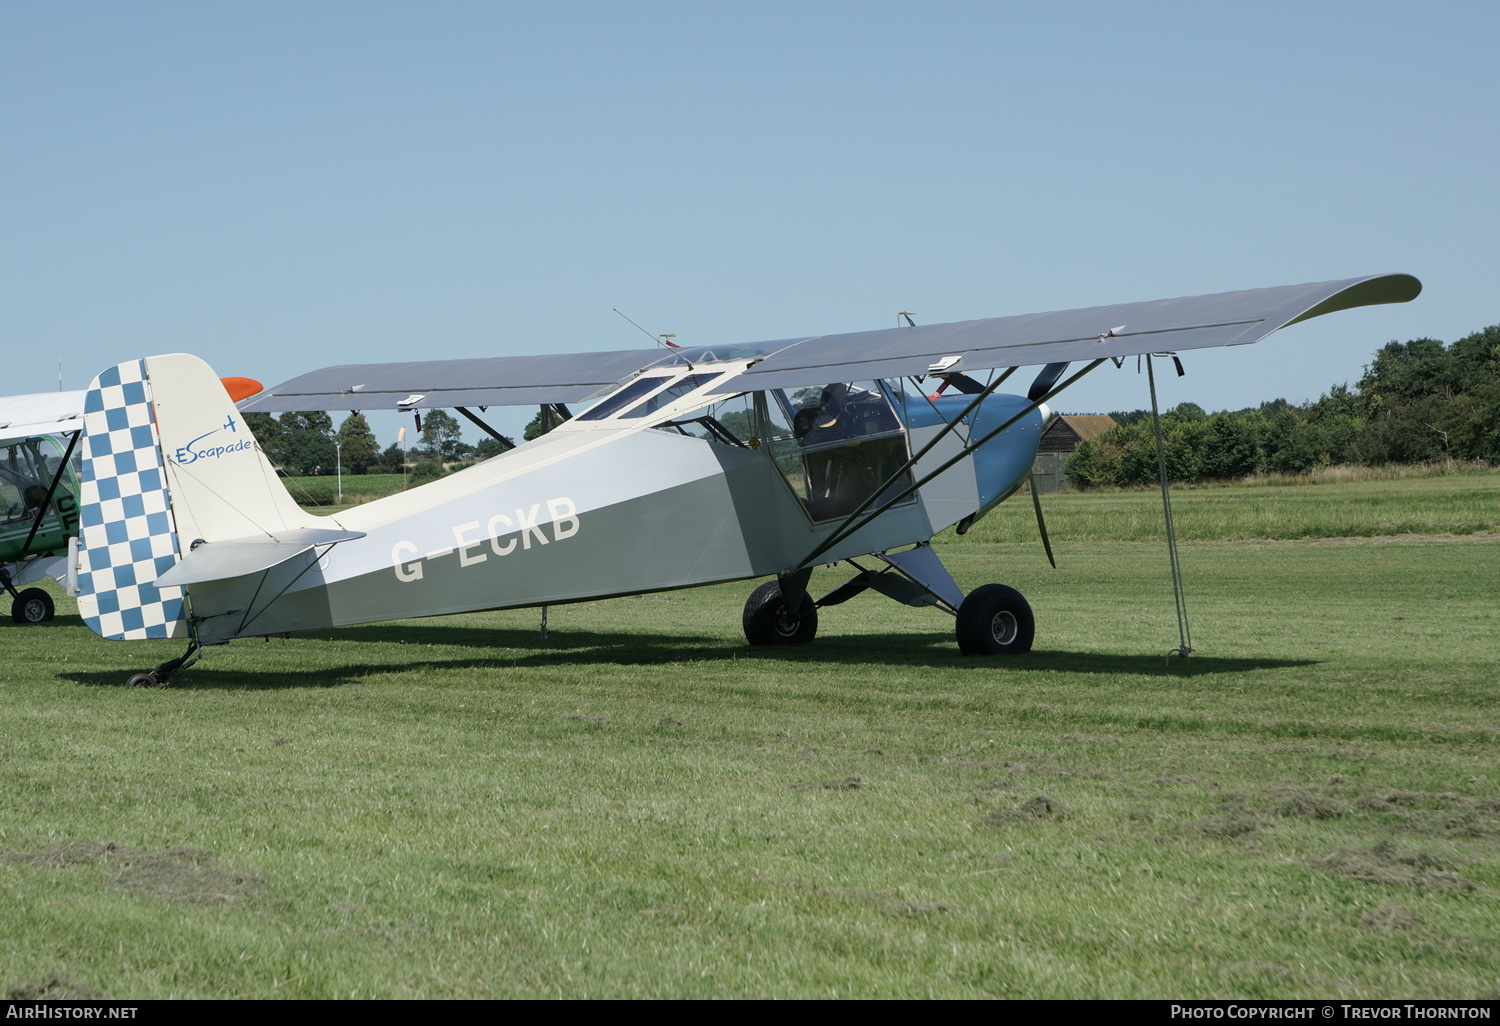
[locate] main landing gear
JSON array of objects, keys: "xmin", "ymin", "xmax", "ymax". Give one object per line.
[
  {"xmin": 2, "ymin": 565, "xmax": 56, "ymax": 624},
  {"xmin": 11, "ymin": 587, "xmax": 55, "ymax": 625},
  {"xmin": 742, "ymin": 579, "xmax": 819, "ymax": 645},
  {"xmin": 740, "ymin": 545, "xmax": 1035, "ymax": 656},
  {"xmin": 954, "ymin": 584, "xmax": 1034, "ymax": 655}
]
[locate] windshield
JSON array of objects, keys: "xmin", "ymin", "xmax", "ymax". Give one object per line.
[{"xmin": 577, "ymin": 376, "xmax": 671, "ymax": 421}]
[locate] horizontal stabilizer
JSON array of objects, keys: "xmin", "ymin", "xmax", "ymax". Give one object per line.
[{"xmin": 153, "ymin": 528, "xmax": 365, "ymax": 588}]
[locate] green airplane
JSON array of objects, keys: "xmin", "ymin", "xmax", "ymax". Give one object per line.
[{"xmin": 0, "ymin": 391, "xmax": 84, "ymax": 624}]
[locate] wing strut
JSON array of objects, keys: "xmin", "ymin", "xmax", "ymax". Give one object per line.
[
  {"xmin": 454, "ymin": 407, "xmax": 514, "ymax": 450},
  {"xmin": 18, "ymin": 429, "xmax": 81, "ymax": 558},
  {"xmin": 798, "ymin": 359, "xmax": 1107, "ymax": 569},
  {"xmin": 1145, "ymin": 355, "xmax": 1193, "ymax": 659}
]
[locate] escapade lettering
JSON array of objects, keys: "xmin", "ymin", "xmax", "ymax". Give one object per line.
[
  {"xmin": 391, "ymin": 497, "xmax": 579, "ymax": 582},
  {"xmin": 174, "ymin": 416, "xmax": 254, "ymax": 466}
]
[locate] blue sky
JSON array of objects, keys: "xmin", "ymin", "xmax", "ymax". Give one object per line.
[{"xmin": 5, "ymin": 0, "xmax": 1496, "ymax": 444}]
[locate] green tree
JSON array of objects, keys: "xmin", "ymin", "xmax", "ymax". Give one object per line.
[
  {"xmin": 243, "ymin": 412, "xmax": 287, "ymax": 467},
  {"xmin": 379, "ymin": 443, "xmax": 408, "ymax": 473},
  {"xmin": 278, "ymin": 411, "xmax": 335, "ymax": 475},
  {"xmin": 335, "ymin": 413, "xmax": 379, "ymax": 475},
  {"xmin": 475, "ymin": 436, "xmax": 516, "ymax": 460},
  {"xmin": 420, "ymin": 410, "xmax": 463, "ymax": 461}
]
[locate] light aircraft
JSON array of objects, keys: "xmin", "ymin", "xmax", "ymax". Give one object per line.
[
  {"xmin": 0, "ymin": 390, "xmax": 85, "ymax": 623},
  {"xmin": 70, "ymin": 274, "xmax": 1420, "ymax": 686}
]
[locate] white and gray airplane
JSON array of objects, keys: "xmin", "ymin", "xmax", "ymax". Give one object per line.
[{"xmin": 70, "ymin": 274, "xmax": 1420, "ymax": 686}]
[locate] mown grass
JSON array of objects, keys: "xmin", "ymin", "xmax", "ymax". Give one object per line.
[
  {"xmin": 975, "ymin": 469, "xmax": 1500, "ymax": 543},
  {"xmin": 2, "ymin": 476, "xmax": 1497, "ymax": 999}
]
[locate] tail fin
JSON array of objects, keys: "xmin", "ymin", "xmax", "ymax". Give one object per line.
[{"xmin": 77, "ymin": 354, "xmax": 317, "ymax": 641}]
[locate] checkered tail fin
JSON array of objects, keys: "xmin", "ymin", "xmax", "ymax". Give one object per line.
[{"xmin": 76, "ymin": 354, "xmax": 314, "ymax": 641}]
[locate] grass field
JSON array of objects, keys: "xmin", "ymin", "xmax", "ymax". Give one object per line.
[{"xmin": 2, "ymin": 474, "xmax": 1497, "ymax": 999}]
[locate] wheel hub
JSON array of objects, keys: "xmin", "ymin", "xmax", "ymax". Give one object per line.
[{"xmin": 989, "ymin": 611, "xmax": 1018, "ymax": 646}]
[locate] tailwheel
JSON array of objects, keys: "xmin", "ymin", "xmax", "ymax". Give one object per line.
[
  {"xmin": 956, "ymin": 584, "xmax": 1034, "ymax": 655},
  {"xmin": 11, "ymin": 588, "xmax": 55, "ymax": 625},
  {"xmin": 743, "ymin": 580, "xmax": 818, "ymax": 646},
  {"xmin": 123, "ymin": 641, "xmax": 203, "ymax": 688}
]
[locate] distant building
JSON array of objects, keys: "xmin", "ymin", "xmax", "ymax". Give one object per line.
[
  {"xmin": 1039, "ymin": 414, "xmax": 1117, "ymax": 454},
  {"xmin": 1032, "ymin": 414, "xmax": 1117, "ymax": 493}
]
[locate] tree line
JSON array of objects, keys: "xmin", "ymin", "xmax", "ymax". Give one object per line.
[
  {"xmin": 1065, "ymin": 325, "xmax": 1500, "ymax": 487},
  {"xmin": 243, "ymin": 409, "xmax": 515, "ymax": 476}
]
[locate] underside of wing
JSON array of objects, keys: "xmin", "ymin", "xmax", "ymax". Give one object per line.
[
  {"xmin": 0, "ymin": 390, "xmax": 86, "ymax": 438},
  {"xmin": 707, "ymin": 273, "xmax": 1421, "ymax": 393}
]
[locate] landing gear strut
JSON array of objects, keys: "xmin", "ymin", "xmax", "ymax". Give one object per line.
[{"xmin": 125, "ymin": 641, "xmax": 202, "ymax": 688}]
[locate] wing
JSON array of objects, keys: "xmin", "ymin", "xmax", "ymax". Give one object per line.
[
  {"xmin": 707, "ymin": 273, "xmax": 1421, "ymax": 393},
  {"xmin": 237, "ymin": 349, "xmax": 671, "ymax": 413},
  {"xmin": 0, "ymin": 390, "xmax": 86, "ymax": 438},
  {"xmin": 239, "ymin": 274, "xmax": 1420, "ymax": 413}
]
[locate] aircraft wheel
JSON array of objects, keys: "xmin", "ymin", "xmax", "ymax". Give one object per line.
[
  {"xmin": 11, "ymin": 588, "xmax": 54, "ymax": 625},
  {"xmin": 743, "ymin": 580, "xmax": 818, "ymax": 646},
  {"xmin": 956, "ymin": 584, "xmax": 1034, "ymax": 655},
  {"xmin": 126, "ymin": 673, "xmax": 158, "ymax": 689}
]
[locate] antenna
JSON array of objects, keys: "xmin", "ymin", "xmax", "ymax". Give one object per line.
[
  {"xmin": 898, "ymin": 312, "xmax": 916, "ymax": 328},
  {"xmin": 614, "ymin": 308, "xmax": 677, "ymax": 348}
]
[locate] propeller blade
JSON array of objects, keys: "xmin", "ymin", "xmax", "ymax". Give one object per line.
[
  {"xmin": 1027, "ymin": 361, "xmax": 1071, "ymax": 402},
  {"xmin": 1030, "ymin": 474, "xmax": 1057, "ymax": 569}
]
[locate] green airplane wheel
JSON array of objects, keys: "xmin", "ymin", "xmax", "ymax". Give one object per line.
[{"xmin": 11, "ymin": 588, "xmax": 54, "ymax": 625}]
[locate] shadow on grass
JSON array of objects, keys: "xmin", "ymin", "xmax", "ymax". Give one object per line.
[{"xmin": 59, "ymin": 621, "xmax": 1317, "ymax": 690}]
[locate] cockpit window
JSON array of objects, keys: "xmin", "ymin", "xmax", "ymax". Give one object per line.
[
  {"xmin": 576, "ymin": 376, "xmax": 671, "ymax": 421},
  {"xmin": 620, "ymin": 373, "xmax": 723, "ymax": 419}
]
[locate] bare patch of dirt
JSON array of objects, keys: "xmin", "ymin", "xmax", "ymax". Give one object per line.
[
  {"xmin": 1357, "ymin": 790, "xmax": 1462, "ymax": 811},
  {"xmin": 1277, "ymin": 795, "xmax": 1350, "ymax": 820},
  {"xmin": 4, "ymin": 841, "xmax": 262, "ymax": 905},
  {"xmin": 1196, "ymin": 803, "xmax": 1261, "ymax": 838},
  {"xmin": 1361, "ymin": 905, "xmax": 1420, "ymax": 932},
  {"xmin": 8, "ymin": 973, "xmax": 108, "ymax": 1000},
  {"xmin": 1312, "ymin": 841, "xmax": 1481, "ymax": 892},
  {"xmin": 109, "ymin": 848, "xmax": 262, "ymax": 904},
  {"xmin": 3, "ymin": 842, "xmax": 127, "ymax": 868},
  {"xmin": 1413, "ymin": 809, "xmax": 1499, "ymax": 838},
  {"xmin": 981, "ymin": 795, "xmax": 1074, "ymax": 827}
]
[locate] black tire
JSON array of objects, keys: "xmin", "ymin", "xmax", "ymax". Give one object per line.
[
  {"xmin": 955, "ymin": 584, "xmax": 1034, "ymax": 655},
  {"xmin": 126, "ymin": 673, "xmax": 158, "ymax": 689},
  {"xmin": 742, "ymin": 580, "xmax": 818, "ymax": 646},
  {"xmin": 11, "ymin": 588, "xmax": 54, "ymax": 625}
]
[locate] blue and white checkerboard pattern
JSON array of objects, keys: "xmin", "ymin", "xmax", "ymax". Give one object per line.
[{"xmin": 76, "ymin": 360, "xmax": 189, "ymax": 641}]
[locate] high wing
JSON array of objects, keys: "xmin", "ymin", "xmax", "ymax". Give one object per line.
[
  {"xmin": 237, "ymin": 349, "xmax": 689, "ymax": 413},
  {"xmin": 0, "ymin": 390, "xmax": 86, "ymax": 438},
  {"xmin": 708, "ymin": 273, "xmax": 1421, "ymax": 393},
  {"xmin": 240, "ymin": 274, "xmax": 1420, "ymax": 413}
]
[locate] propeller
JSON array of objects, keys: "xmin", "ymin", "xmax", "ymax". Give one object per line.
[
  {"xmin": 1029, "ymin": 472, "xmax": 1057, "ymax": 569},
  {"xmin": 1027, "ymin": 362, "xmax": 1070, "ymax": 402}
]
